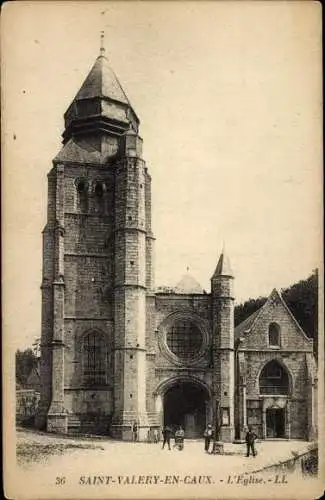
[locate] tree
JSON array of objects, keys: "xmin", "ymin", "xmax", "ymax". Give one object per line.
[
  {"xmin": 234, "ymin": 296, "xmax": 267, "ymax": 327},
  {"xmin": 16, "ymin": 348, "xmax": 38, "ymax": 386},
  {"xmin": 281, "ymin": 269, "xmax": 318, "ymax": 357},
  {"xmin": 281, "ymin": 269, "xmax": 318, "ymax": 339}
]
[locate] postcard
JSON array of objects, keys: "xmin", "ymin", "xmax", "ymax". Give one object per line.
[{"xmin": 2, "ymin": 1, "xmax": 323, "ymax": 498}]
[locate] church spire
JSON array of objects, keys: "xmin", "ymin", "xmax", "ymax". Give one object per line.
[
  {"xmin": 62, "ymin": 37, "xmax": 139, "ymax": 143},
  {"xmin": 212, "ymin": 246, "xmax": 233, "ymax": 279}
]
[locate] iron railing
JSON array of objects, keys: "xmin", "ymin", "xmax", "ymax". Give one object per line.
[{"xmin": 259, "ymin": 385, "xmax": 289, "ymax": 395}]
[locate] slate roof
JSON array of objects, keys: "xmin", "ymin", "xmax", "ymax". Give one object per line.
[
  {"xmin": 212, "ymin": 251, "xmax": 233, "ymax": 278},
  {"xmin": 73, "ymin": 54, "xmax": 130, "ymax": 105},
  {"xmin": 234, "ymin": 308, "xmax": 261, "ymax": 340}
]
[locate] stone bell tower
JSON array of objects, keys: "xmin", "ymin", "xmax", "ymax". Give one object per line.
[{"xmin": 36, "ymin": 35, "xmax": 153, "ymax": 438}]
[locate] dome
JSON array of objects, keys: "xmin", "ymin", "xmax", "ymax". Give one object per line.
[{"xmin": 174, "ymin": 273, "xmax": 204, "ymax": 294}]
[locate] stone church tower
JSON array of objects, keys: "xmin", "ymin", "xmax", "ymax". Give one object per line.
[
  {"xmin": 36, "ymin": 39, "xmax": 316, "ymax": 442},
  {"xmin": 36, "ymin": 39, "xmax": 154, "ymax": 438}
]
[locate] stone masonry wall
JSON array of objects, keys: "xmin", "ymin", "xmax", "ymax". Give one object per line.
[
  {"xmin": 112, "ymin": 155, "xmax": 149, "ymax": 433},
  {"xmin": 62, "ymin": 163, "xmax": 116, "ymax": 429},
  {"xmin": 153, "ymin": 295, "xmax": 212, "ymax": 401},
  {"xmin": 239, "ymin": 291, "xmax": 314, "ymax": 440},
  {"xmin": 242, "ymin": 292, "xmax": 313, "ymax": 351}
]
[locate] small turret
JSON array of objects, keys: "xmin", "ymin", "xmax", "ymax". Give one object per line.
[
  {"xmin": 211, "ymin": 246, "xmax": 235, "ymax": 442},
  {"xmin": 211, "ymin": 247, "xmax": 234, "ymax": 299},
  {"xmin": 123, "ymin": 128, "xmax": 143, "ymax": 158},
  {"xmin": 212, "ymin": 251, "xmax": 233, "ymax": 277}
]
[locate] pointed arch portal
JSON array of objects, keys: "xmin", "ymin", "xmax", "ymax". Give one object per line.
[{"xmin": 258, "ymin": 360, "xmax": 292, "ymax": 439}]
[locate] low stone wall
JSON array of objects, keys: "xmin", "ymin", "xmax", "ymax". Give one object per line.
[{"xmin": 251, "ymin": 445, "xmax": 318, "ymax": 476}]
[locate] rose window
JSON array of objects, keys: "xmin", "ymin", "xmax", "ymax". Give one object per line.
[{"xmin": 166, "ymin": 320, "xmax": 203, "ymax": 360}]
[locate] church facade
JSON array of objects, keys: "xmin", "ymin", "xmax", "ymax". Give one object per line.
[{"xmin": 36, "ymin": 46, "xmax": 317, "ymax": 442}]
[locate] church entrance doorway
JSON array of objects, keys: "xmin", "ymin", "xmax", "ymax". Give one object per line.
[
  {"xmin": 163, "ymin": 381, "xmax": 209, "ymax": 438},
  {"xmin": 266, "ymin": 408, "xmax": 285, "ymax": 438}
]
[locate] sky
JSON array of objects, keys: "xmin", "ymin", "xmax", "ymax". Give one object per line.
[{"xmin": 2, "ymin": 1, "xmax": 322, "ymax": 349}]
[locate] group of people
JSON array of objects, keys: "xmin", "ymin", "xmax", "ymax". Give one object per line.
[
  {"xmin": 132, "ymin": 421, "xmax": 258, "ymax": 457},
  {"xmin": 161, "ymin": 425, "xmax": 185, "ymax": 450},
  {"xmin": 133, "ymin": 424, "xmax": 186, "ymax": 450},
  {"xmin": 131, "ymin": 422, "xmax": 178, "ymax": 445}
]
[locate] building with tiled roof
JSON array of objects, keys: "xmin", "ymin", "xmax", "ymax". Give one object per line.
[{"xmin": 16, "ymin": 362, "xmax": 41, "ymax": 424}]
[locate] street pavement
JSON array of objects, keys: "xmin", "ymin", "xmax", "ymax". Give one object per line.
[{"xmin": 9, "ymin": 431, "xmax": 321, "ymax": 499}]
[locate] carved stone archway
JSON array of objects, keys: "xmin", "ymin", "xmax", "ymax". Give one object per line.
[{"xmin": 154, "ymin": 375, "xmax": 212, "ymax": 438}]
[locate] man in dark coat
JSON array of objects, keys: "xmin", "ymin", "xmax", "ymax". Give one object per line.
[
  {"xmin": 132, "ymin": 421, "xmax": 138, "ymax": 442},
  {"xmin": 203, "ymin": 424, "xmax": 213, "ymax": 452},
  {"xmin": 245, "ymin": 426, "xmax": 257, "ymax": 457},
  {"xmin": 162, "ymin": 425, "xmax": 173, "ymax": 450}
]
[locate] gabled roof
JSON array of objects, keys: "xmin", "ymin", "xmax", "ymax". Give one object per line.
[
  {"xmin": 174, "ymin": 273, "xmax": 204, "ymax": 294},
  {"xmin": 73, "ymin": 54, "xmax": 130, "ymax": 105},
  {"xmin": 235, "ymin": 288, "xmax": 313, "ymax": 343},
  {"xmin": 25, "ymin": 366, "xmax": 41, "ymax": 392},
  {"xmin": 26, "ymin": 366, "xmax": 40, "ymax": 382},
  {"xmin": 273, "ymin": 289, "xmax": 314, "ymax": 343},
  {"xmin": 235, "ymin": 308, "xmax": 261, "ymax": 340}
]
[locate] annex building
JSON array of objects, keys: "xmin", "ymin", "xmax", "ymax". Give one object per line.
[{"xmin": 36, "ymin": 44, "xmax": 317, "ymax": 442}]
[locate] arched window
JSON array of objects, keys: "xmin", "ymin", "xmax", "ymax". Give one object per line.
[
  {"xmin": 268, "ymin": 323, "xmax": 280, "ymax": 347},
  {"xmin": 82, "ymin": 332, "xmax": 108, "ymax": 386},
  {"xmin": 94, "ymin": 182, "xmax": 105, "ymax": 213},
  {"xmin": 259, "ymin": 360, "xmax": 289, "ymax": 395},
  {"xmin": 166, "ymin": 319, "xmax": 203, "ymax": 361},
  {"xmin": 75, "ymin": 178, "xmax": 88, "ymax": 212},
  {"xmin": 95, "ymin": 182, "xmax": 104, "ymax": 197}
]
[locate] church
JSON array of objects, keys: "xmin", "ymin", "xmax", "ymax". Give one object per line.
[{"xmin": 36, "ymin": 41, "xmax": 317, "ymax": 442}]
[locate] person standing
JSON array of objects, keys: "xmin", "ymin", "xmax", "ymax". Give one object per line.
[
  {"xmin": 203, "ymin": 424, "xmax": 213, "ymax": 453},
  {"xmin": 245, "ymin": 426, "xmax": 257, "ymax": 457},
  {"xmin": 132, "ymin": 421, "xmax": 138, "ymax": 442},
  {"xmin": 162, "ymin": 425, "xmax": 172, "ymax": 450},
  {"xmin": 153, "ymin": 428, "xmax": 160, "ymax": 443},
  {"xmin": 174, "ymin": 425, "xmax": 185, "ymax": 450}
]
